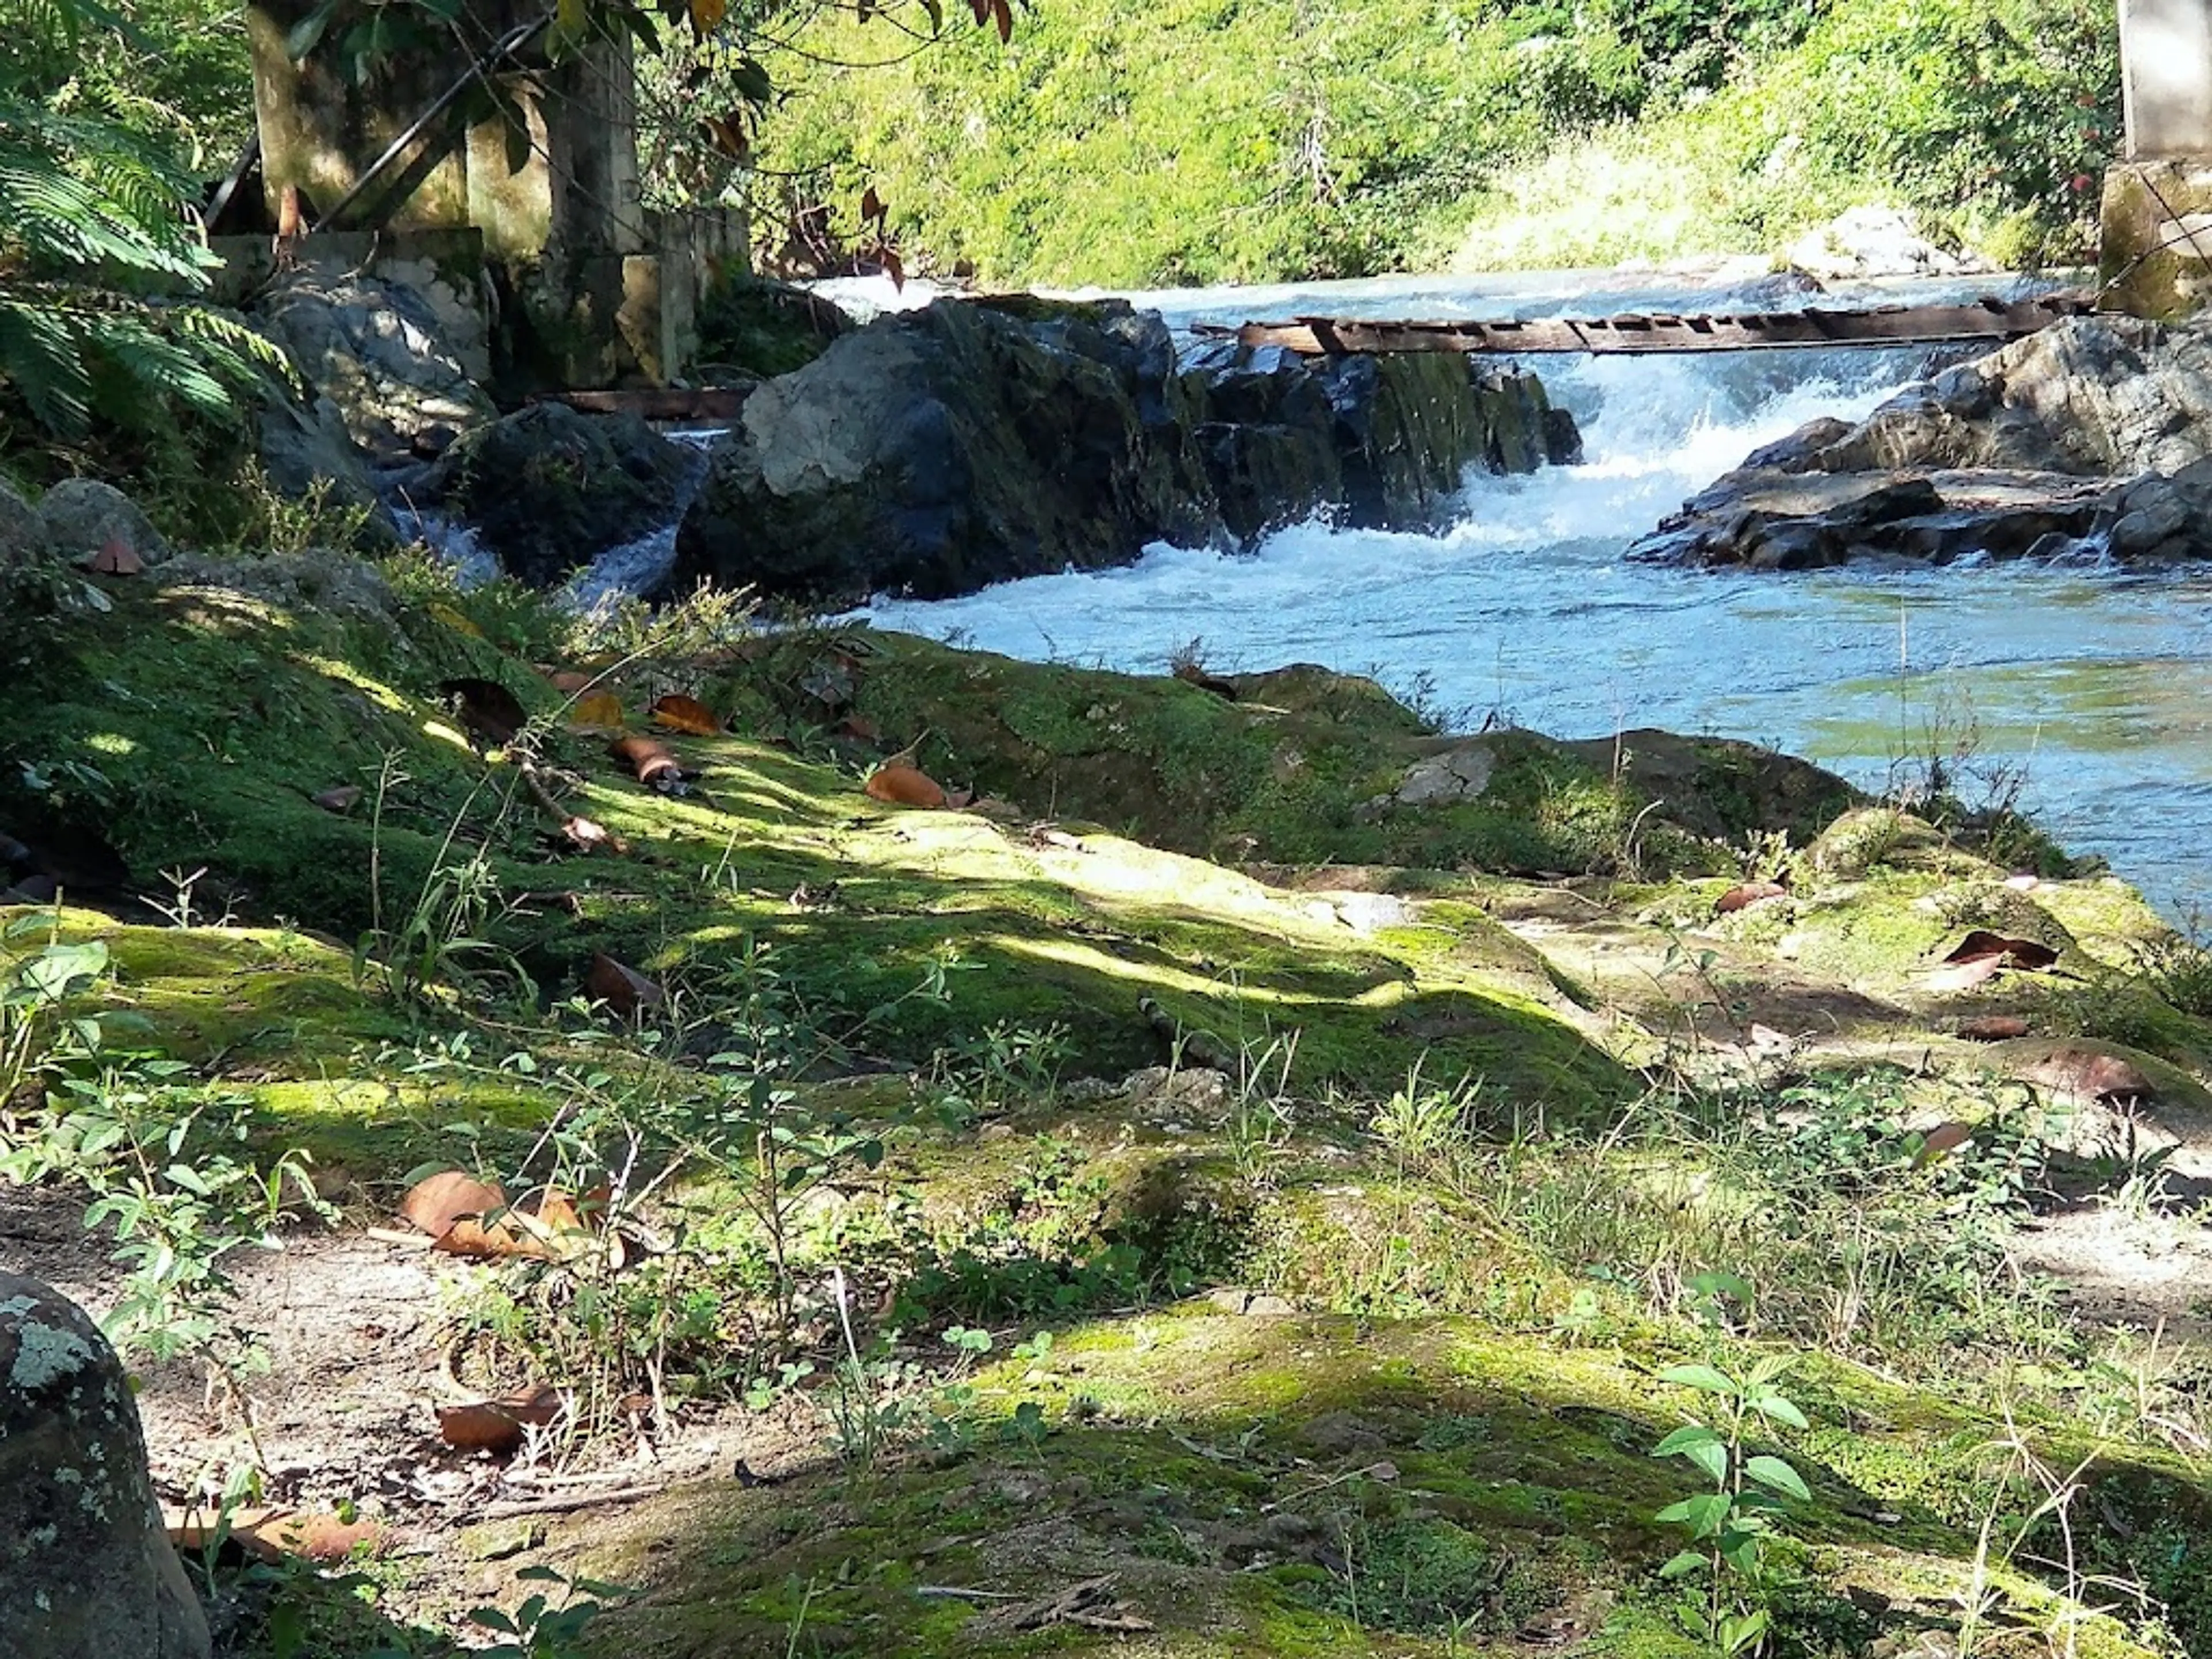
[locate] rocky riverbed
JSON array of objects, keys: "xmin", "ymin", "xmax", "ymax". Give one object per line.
[{"xmin": 1631, "ymin": 315, "xmax": 2212, "ymax": 569}]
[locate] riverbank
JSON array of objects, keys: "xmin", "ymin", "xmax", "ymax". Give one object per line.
[{"xmin": 9, "ymin": 550, "xmax": 2212, "ymax": 1656}]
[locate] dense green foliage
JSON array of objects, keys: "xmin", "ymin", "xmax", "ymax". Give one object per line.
[
  {"xmin": 753, "ymin": 0, "xmax": 2118, "ymax": 285},
  {"xmin": 0, "ymin": 0, "xmax": 266, "ymax": 445}
]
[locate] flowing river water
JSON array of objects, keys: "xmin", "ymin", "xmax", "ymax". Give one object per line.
[{"xmin": 815, "ymin": 268, "xmax": 2212, "ymax": 922}]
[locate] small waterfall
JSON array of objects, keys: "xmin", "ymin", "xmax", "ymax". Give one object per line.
[{"xmin": 391, "ymin": 426, "xmax": 723, "ymax": 611}]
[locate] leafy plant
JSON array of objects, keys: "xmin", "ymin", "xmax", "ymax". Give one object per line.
[
  {"xmin": 1650, "ymin": 1351, "xmax": 1812, "ymax": 1658},
  {"xmin": 469, "ymin": 1564, "xmax": 633, "ymax": 1659},
  {"xmin": 1, "ymin": 908, "xmax": 112, "ymax": 1101}
]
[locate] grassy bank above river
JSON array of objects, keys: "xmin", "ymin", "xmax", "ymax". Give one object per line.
[{"xmin": 8, "ymin": 556, "xmax": 2212, "ymax": 1657}]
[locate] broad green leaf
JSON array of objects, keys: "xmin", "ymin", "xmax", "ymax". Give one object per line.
[
  {"xmin": 1658, "ymin": 1362, "xmax": 1735, "ymax": 1395},
  {"xmin": 1721, "ymin": 1609, "xmax": 1769, "ymax": 1656},
  {"xmin": 284, "ymin": 0, "xmax": 341, "ymax": 62},
  {"xmin": 1656, "ymin": 1548, "xmax": 1707, "ymax": 1580},
  {"xmin": 1748, "ymin": 1393, "xmax": 1809, "ymax": 1430},
  {"xmin": 1744, "ymin": 1455, "xmax": 1810, "ymax": 1502},
  {"xmin": 1650, "ymin": 1425, "xmax": 1723, "ymax": 1455}
]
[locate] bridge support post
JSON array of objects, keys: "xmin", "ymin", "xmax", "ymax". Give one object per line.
[
  {"xmin": 2104, "ymin": 0, "xmax": 2212, "ymax": 317},
  {"xmin": 241, "ymin": 0, "xmax": 740, "ymax": 389}
]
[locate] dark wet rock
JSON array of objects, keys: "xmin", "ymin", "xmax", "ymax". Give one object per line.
[
  {"xmin": 431, "ymin": 403, "xmax": 698, "ymax": 588},
  {"xmin": 1636, "ymin": 316, "xmax": 2212, "ymax": 571},
  {"xmin": 672, "ymin": 299, "xmax": 1218, "ymax": 606},
  {"xmin": 0, "ymin": 1271, "xmax": 210, "ymax": 1659},
  {"xmin": 36, "ymin": 479, "xmax": 170, "ymax": 569},
  {"xmin": 673, "ymin": 298, "xmax": 1577, "ymax": 604},
  {"xmin": 1631, "ymin": 467, "xmax": 2127, "ymax": 570},
  {"xmin": 1192, "ymin": 345, "xmax": 1343, "ymax": 541},
  {"xmin": 1721, "ymin": 268, "xmax": 1828, "ymax": 308},
  {"xmin": 1542, "ymin": 406, "xmax": 1586, "ymax": 467}
]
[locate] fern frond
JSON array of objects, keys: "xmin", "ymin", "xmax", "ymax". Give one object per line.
[{"xmin": 0, "ymin": 296, "xmax": 94, "ymax": 433}]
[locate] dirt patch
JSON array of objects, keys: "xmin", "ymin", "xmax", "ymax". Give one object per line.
[
  {"xmin": 2015, "ymin": 1204, "xmax": 2212, "ymax": 1347},
  {"xmin": 0, "ymin": 1187, "xmax": 824, "ymax": 1551}
]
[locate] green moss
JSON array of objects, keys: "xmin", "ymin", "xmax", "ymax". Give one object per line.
[{"xmin": 527, "ymin": 1308, "xmax": 2189, "ymax": 1659}]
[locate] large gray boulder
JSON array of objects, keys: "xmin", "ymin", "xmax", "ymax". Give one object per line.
[
  {"xmin": 431, "ymin": 403, "xmax": 699, "ymax": 588},
  {"xmin": 37, "ymin": 479, "xmax": 170, "ymax": 569},
  {"xmin": 672, "ymin": 298, "xmax": 1581, "ymax": 605},
  {"xmin": 257, "ymin": 391, "xmax": 395, "ymax": 546},
  {"xmin": 257, "ymin": 270, "xmax": 494, "ymax": 461},
  {"xmin": 1632, "ymin": 316, "xmax": 2212, "ymax": 570},
  {"xmin": 0, "ymin": 1272, "xmax": 210, "ymax": 1659},
  {"xmin": 671, "ymin": 298, "xmax": 1219, "ymax": 605}
]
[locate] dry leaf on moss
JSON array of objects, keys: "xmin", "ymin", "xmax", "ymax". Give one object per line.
[
  {"xmin": 649, "ymin": 693, "xmax": 722, "ymax": 736},
  {"xmin": 865, "ymin": 763, "xmax": 948, "ymax": 809}
]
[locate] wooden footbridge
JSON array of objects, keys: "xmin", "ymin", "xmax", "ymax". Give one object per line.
[{"xmin": 1194, "ymin": 290, "xmax": 2097, "ymax": 357}]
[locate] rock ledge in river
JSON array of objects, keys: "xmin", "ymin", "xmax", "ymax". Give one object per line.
[{"xmin": 1632, "ymin": 315, "xmax": 2212, "ymax": 570}]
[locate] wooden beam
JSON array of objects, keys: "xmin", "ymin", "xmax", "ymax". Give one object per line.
[
  {"xmin": 1196, "ymin": 291, "xmax": 2097, "ymax": 356},
  {"xmin": 536, "ymin": 388, "xmax": 756, "ymax": 421}
]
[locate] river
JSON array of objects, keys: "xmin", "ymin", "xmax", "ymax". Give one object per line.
[{"xmin": 812, "ymin": 268, "xmax": 2212, "ymax": 923}]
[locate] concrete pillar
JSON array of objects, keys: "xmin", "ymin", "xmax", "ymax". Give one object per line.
[
  {"xmin": 2122, "ymin": 0, "xmax": 2212, "ymax": 157},
  {"xmin": 2104, "ymin": 0, "xmax": 2212, "ymax": 316}
]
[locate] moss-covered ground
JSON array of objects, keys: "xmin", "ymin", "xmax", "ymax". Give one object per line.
[{"xmin": 9, "ymin": 563, "xmax": 2212, "ymax": 1659}]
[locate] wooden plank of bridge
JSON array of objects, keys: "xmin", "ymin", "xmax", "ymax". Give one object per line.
[{"xmin": 1199, "ymin": 291, "xmax": 2098, "ymax": 355}]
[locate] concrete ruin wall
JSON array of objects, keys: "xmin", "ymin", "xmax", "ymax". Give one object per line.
[{"xmin": 242, "ymin": 0, "xmax": 741, "ymax": 388}]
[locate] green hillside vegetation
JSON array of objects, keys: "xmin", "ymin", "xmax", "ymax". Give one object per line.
[{"xmin": 753, "ymin": 0, "xmax": 2119, "ymax": 286}]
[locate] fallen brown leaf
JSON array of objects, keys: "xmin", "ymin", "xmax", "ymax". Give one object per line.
[
  {"xmin": 649, "ymin": 693, "xmax": 722, "ymax": 736},
  {"xmin": 558, "ymin": 815, "xmax": 626, "ymax": 855},
  {"xmin": 587, "ymin": 952, "xmax": 666, "ymax": 1018},
  {"xmin": 313, "ymin": 785, "xmax": 363, "ymax": 814},
  {"xmin": 1912, "ymin": 1121, "xmax": 1975, "ymax": 1166},
  {"xmin": 398, "ymin": 1171, "xmax": 507, "ymax": 1241},
  {"xmin": 1959, "ymin": 1014, "xmax": 2032, "ymax": 1041},
  {"xmin": 866, "ymin": 762, "xmax": 948, "ymax": 809},
  {"xmin": 1945, "ymin": 930, "xmax": 2059, "ymax": 970},
  {"xmin": 546, "ymin": 669, "xmax": 594, "ymax": 695},
  {"xmin": 1715, "ymin": 881, "xmax": 1787, "ymax": 915},
  {"xmin": 437, "ymin": 1386, "xmax": 564, "ymax": 1455},
  {"xmin": 1926, "ymin": 955, "xmax": 2006, "ymax": 994},
  {"xmin": 441, "ymin": 677, "xmax": 528, "ymax": 747},
  {"xmin": 165, "ymin": 1505, "xmax": 386, "ymax": 1563},
  {"xmin": 1172, "ymin": 661, "xmax": 1238, "ymax": 700},
  {"xmin": 85, "ymin": 536, "xmax": 142, "ymax": 576},
  {"xmin": 2016, "ymin": 1044, "xmax": 2156, "ymax": 1105},
  {"xmin": 1927, "ymin": 930, "xmax": 2059, "ymax": 992}
]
